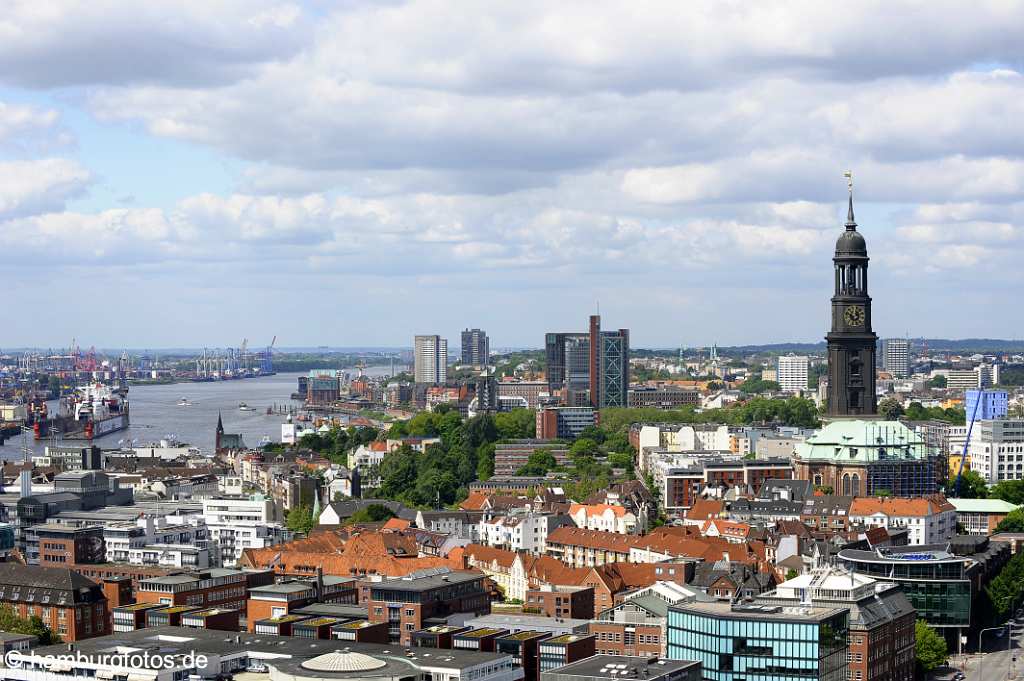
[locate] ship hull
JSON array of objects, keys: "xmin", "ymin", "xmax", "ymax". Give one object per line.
[{"xmin": 63, "ymin": 413, "xmax": 130, "ymax": 441}]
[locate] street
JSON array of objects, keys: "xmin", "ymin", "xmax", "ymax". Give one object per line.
[{"xmin": 959, "ymin": 623, "xmax": 1024, "ymax": 681}]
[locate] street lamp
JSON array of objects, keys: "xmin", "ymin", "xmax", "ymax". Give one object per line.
[{"xmin": 979, "ymin": 625, "xmax": 1008, "ymax": 681}]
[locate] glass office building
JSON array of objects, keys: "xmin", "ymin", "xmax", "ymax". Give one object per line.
[
  {"xmin": 837, "ymin": 546, "xmax": 972, "ymax": 628},
  {"xmin": 666, "ymin": 602, "xmax": 848, "ymax": 681}
]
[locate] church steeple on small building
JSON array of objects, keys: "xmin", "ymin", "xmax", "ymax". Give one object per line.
[{"xmin": 826, "ymin": 173, "xmax": 878, "ymax": 417}]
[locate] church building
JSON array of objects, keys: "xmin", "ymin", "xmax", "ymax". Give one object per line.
[{"xmin": 792, "ymin": 182, "xmax": 939, "ymax": 497}]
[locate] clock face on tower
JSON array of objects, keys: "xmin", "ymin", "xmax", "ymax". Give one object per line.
[{"xmin": 844, "ymin": 305, "xmax": 865, "ymax": 328}]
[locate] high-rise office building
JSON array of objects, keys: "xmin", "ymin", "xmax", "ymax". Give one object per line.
[
  {"xmin": 775, "ymin": 355, "xmax": 809, "ymax": 394},
  {"xmin": 461, "ymin": 328, "xmax": 490, "ymax": 369},
  {"xmin": 590, "ymin": 315, "xmax": 629, "ymax": 408},
  {"xmin": 882, "ymin": 338, "xmax": 910, "ymax": 378},
  {"xmin": 414, "ymin": 335, "xmax": 448, "ymax": 384},
  {"xmin": 545, "ymin": 317, "xmax": 629, "ymax": 408}
]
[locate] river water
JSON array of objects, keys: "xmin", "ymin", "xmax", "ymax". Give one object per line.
[{"xmin": 0, "ymin": 368, "xmax": 391, "ymax": 462}]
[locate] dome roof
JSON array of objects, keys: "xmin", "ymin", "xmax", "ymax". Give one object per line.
[
  {"xmin": 300, "ymin": 651, "xmax": 388, "ymax": 673},
  {"xmin": 835, "ymin": 227, "xmax": 866, "ymax": 255}
]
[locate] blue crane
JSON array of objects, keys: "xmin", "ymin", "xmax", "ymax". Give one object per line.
[{"xmin": 953, "ymin": 390, "xmax": 987, "ymax": 497}]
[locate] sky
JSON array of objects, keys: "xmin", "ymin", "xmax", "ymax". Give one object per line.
[{"xmin": 1, "ymin": 1, "xmax": 1023, "ymax": 350}]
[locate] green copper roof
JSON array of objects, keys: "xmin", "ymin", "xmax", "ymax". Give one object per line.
[
  {"xmin": 949, "ymin": 498, "xmax": 1018, "ymax": 514},
  {"xmin": 794, "ymin": 420, "xmax": 930, "ymax": 463}
]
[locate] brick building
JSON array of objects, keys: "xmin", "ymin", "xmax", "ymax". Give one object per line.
[
  {"xmin": 525, "ymin": 585, "xmax": 594, "ymax": 620},
  {"xmin": 757, "ymin": 567, "xmax": 916, "ymax": 681},
  {"xmin": 246, "ymin": 577, "xmax": 359, "ymax": 631},
  {"xmin": 137, "ymin": 567, "xmax": 274, "ymax": 613},
  {"xmin": 24, "ymin": 524, "xmax": 105, "ymax": 566},
  {"xmin": 366, "ymin": 568, "xmax": 490, "ymax": 645},
  {"xmin": 493, "ymin": 440, "xmax": 571, "ymax": 477},
  {"xmin": 0, "ymin": 564, "xmax": 108, "ymax": 641}
]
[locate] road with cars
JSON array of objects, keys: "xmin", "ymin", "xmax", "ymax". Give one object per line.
[{"xmin": 957, "ymin": 612, "xmax": 1024, "ymax": 681}]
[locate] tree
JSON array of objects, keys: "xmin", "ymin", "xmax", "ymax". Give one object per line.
[
  {"xmin": 0, "ymin": 605, "xmax": 59, "ymax": 645},
  {"xmin": 915, "ymin": 621, "xmax": 948, "ymax": 674},
  {"xmin": 348, "ymin": 503, "xmax": 396, "ymax": 524},
  {"xmin": 286, "ymin": 505, "xmax": 315, "ymax": 535},
  {"xmin": 928, "ymin": 375, "xmax": 948, "ymax": 389},
  {"xmin": 740, "ymin": 379, "xmax": 781, "ymax": 394},
  {"xmin": 996, "ymin": 508, "xmax": 1024, "ymax": 533},
  {"xmin": 494, "ymin": 409, "xmax": 536, "ymax": 439},
  {"xmin": 608, "ymin": 451, "xmax": 634, "ymax": 471},
  {"xmin": 570, "ymin": 438, "xmax": 600, "ymax": 458},
  {"xmin": 516, "ymin": 449, "xmax": 557, "ymax": 476},
  {"xmin": 991, "ymin": 480, "xmax": 1024, "ymax": 505},
  {"xmin": 946, "ymin": 469, "xmax": 988, "ymax": 499},
  {"xmin": 986, "ymin": 551, "xmax": 1024, "ymax": 617},
  {"xmin": 476, "ymin": 442, "xmax": 496, "ymax": 481},
  {"xmin": 874, "ymin": 488, "xmax": 893, "ymax": 498},
  {"xmin": 878, "ymin": 397, "xmax": 904, "ymax": 421},
  {"xmin": 785, "ymin": 569, "xmax": 798, "ymax": 580},
  {"xmin": 578, "ymin": 425, "xmax": 607, "ymax": 444}
]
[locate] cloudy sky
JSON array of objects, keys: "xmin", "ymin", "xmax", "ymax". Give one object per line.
[{"xmin": 2, "ymin": 1, "xmax": 1023, "ymax": 350}]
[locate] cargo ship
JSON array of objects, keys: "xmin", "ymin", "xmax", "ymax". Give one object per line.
[{"xmin": 35, "ymin": 383, "xmax": 130, "ymax": 440}]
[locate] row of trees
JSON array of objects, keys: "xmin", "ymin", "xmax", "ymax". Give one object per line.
[
  {"xmin": 599, "ymin": 396, "xmax": 821, "ymax": 433},
  {"xmin": 0, "ymin": 605, "xmax": 59, "ymax": 645},
  {"xmin": 878, "ymin": 397, "xmax": 965, "ymax": 424}
]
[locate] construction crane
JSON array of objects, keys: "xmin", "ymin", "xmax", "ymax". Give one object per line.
[
  {"xmin": 953, "ymin": 390, "xmax": 987, "ymax": 498},
  {"xmin": 261, "ymin": 336, "xmax": 276, "ymax": 374}
]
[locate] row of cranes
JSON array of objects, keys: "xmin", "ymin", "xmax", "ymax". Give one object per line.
[{"xmin": 195, "ymin": 337, "xmax": 276, "ymax": 378}]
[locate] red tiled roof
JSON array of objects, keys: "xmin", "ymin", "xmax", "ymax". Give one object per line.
[{"xmin": 850, "ymin": 494, "xmax": 955, "ymax": 517}]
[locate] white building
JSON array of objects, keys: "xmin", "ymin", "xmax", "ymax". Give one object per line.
[
  {"xmin": 967, "ymin": 419, "xmax": 1024, "ymax": 483},
  {"xmin": 414, "ymin": 334, "xmax": 448, "ymax": 384},
  {"xmin": 776, "ymin": 355, "xmax": 809, "ymax": 394},
  {"xmin": 848, "ymin": 496, "xmax": 957, "ymax": 545},
  {"xmin": 127, "ymin": 543, "xmax": 211, "ymax": 569},
  {"xmin": 479, "ymin": 512, "xmax": 553, "ymax": 554},
  {"xmin": 201, "ymin": 497, "xmax": 288, "ymax": 566},
  {"xmin": 104, "ymin": 516, "xmax": 209, "ymax": 564},
  {"xmin": 882, "ymin": 338, "xmax": 910, "ymax": 378},
  {"xmin": 569, "ymin": 503, "xmax": 639, "ymax": 534}
]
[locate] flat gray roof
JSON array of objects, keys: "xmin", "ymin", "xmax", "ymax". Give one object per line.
[
  {"xmin": 670, "ymin": 601, "xmax": 846, "ymax": 623},
  {"xmin": 28, "ymin": 626, "xmax": 511, "ymax": 672},
  {"xmin": 544, "ymin": 655, "xmax": 700, "ymax": 680}
]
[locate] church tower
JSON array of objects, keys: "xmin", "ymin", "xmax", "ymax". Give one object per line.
[{"xmin": 826, "ymin": 178, "xmax": 877, "ymax": 417}]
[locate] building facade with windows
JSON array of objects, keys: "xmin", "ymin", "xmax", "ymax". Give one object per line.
[
  {"xmin": 776, "ymin": 355, "xmax": 809, "ymax": 394},
  {"xmin": 366, "ymin": 568, "xmax": 490, "ymax": 645},
  {"xmin": 882, "ymin": 339, "xmax": 910, "ymax": 379},
  {"xmin": 414, "ymin": 335, "xmax": 448, "ymax": 384},
  {"xmin": 667, "ymin": 601, "xmax": 849, "ymax": 681},
  {"xmin": 966, "ymin": 419, "xmax": 1024, "ymax": 483},
  {"xmin": 0, "ymin": 564, "xmax": 109, "ymax": 641},
  {"xmin": 965, "ymin": 390, "xmax": 1008, "ymax": 421},
  {"xmin": 461, "ymin": 329, "xmax": 490, "ymax": 369}
]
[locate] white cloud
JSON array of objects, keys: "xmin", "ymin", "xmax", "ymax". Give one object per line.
[
  {"xmin": 2, "ymin": 2, "xmax": 1024, "ymax": 344},
  {"xmin": 0, "ymin": 0, "xmax": 308, "ymax": 88},
  {"xmin": 0, "ymin": 159, "xmax": 91, "ymax": 220}
]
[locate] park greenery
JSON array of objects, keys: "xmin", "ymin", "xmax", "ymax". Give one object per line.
[
  {"xmin": 0, "ymin": 604, "xmax": 60, "ymax": 645},
  {"xmin": 285, "ymin": 395, "xmax": 830, "ymax": 509}
]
